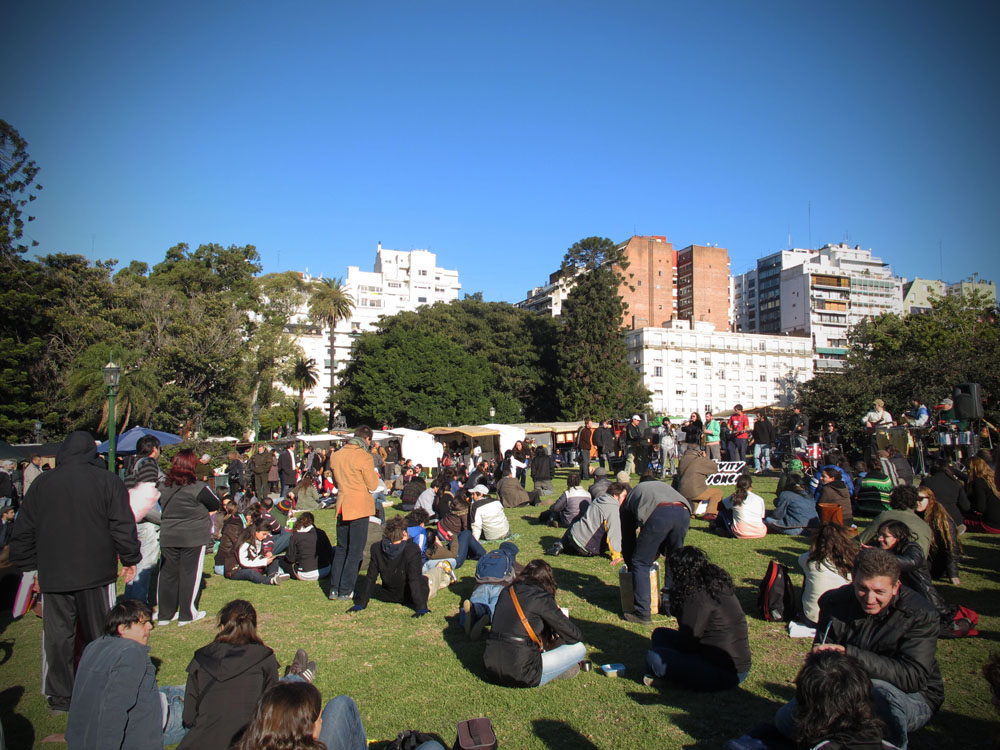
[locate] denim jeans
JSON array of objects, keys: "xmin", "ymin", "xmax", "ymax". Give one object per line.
[
  {"xmin": 468, "ymin": 583, "xmax": 504, "ymax": 621},
  {"xmin": 645, "ymin": 628, "xmax": 748, "ymax": 691},
  {"xmin": 271, "ymin": 527, "xmax": 291, "ymax": 555},
  {"xmin": 753, "ymin": 443, "xmax": 771, "ymax": 471},
  {"xmin": 230, "ymin": 559, "xmax": 280, "ymax": 584},
  {"xmin": 538, "ymin": 641, "xmax": 587, "ymax": 686},
  {"xmin": 160, "ymin": 684, "xmax": 187, "ymax": 745},
  {"xmin": 631, "ymin": 505, "xmax": 690, "ymax": 617},
  {"xmin": 124, "ymin": 521, "xmax": 160, "ymax": 604},
  {"xmin": 763, "ymin": 517, "xmax": 806, "ymax": 536},
  {"xmin": 775, "ymin": 678, "xmax": 933, "ymax": 750},
  {"xmin": 330, "ymin": 516, "xmax": 370, "ymax": 597},
  {"xmin": 318, "ymin": 695, "xmax": 367, "ymax": 750}
]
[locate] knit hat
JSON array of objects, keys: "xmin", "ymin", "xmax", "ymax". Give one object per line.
[
  {"xmin": 616, "ymin": 470, "xmax": 631, "ymax": 483},
  {"xmin": 277, "ymin": 497, "xmax": 295, "ymax": 514},
  {"xmin": 593, "ymin": 466, "xmax": 608, "ymax": 477}
]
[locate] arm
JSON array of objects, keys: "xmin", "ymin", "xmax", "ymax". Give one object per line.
[
  {"xmin": 894, "ymin": 543, "xmax": 925, "ymax": 575},
  {"xmin": 619, "ymin": 504, "xmax": 637, "ymax": 568},
  {"xmin": 470, "ymin": 506, "xmax": 483, "ymax": 540},
  {"xmin": 605, "ymin": 506, "xmax": 623, "ymax": 561},
  {"xmin": 675, "ymin": 590, "xmax": 711, "ymax": 648},
  {"xmin": 9, "ymin": 490, "xmax": 38, "ymax": 572},
  {"xmin": 182, "ymin": 664, "xmax": 200, "ymax": 728},
  {"xmin": 956, "ymin": 484, "xmax": 971, "ymax": 514},
  {"xmin": 845, "ymin": 610, "xmax": 940, "ymax": 694},
  {"xmin": 238, "ymin": 542, "xmax": 267, "ymax": 569},
  {"xmin": 108, "ymin": 480, "xmax": 142, "ymax": 567},
  {"xmin": 537, "ymin": 593, "xmax": 583, "ymax": 645},
  {"xmin": 550, "ymin": 492, "xmax": 568, "ymax": 515},
  {"xmin": 406, "ymin": 547, "xmax": 429, "ymax": 611}
]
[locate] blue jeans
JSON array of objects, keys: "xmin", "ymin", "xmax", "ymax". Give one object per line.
[
  {"xmin": 775, "ymin": 678, "xmax": 933, "ymax": 750},
  {"xmin": 230, "ymin": 559, "xmax": 280, "ymax": 584},
  {"xmin": 317, "ymin": 695, "xmax": 367, "ymax": 750},
  {"xmin": 645, "ymin": 628, "xmax": 748, "ymax": 691},
  {"xmin": 753, "ymin": 443, "xmax": 771, "ymax": 471},
  {"xmin": 272, "ymin": 527, "xmax": 291, "ymax": 555},
  {"xmin": 538, "ymin": 641, "xmax": 587, "ymax": 686},
  {"xmin": 631, "ymin": 505, "xmax": 690, "ymax": 618},
  {"xmin": 467, "ymin": 583, "xmax": 504, "ymax": 622},
  {"xmin": 124, "ymin": 521, "xmax": 159, "ymax": 604},
  {"xmin": 763, "ymin": 517, "xmax": 806, "ymax": 535},
  {"xmin": 160, "ymin": 684, "xmax": 187, "ymax": 745},
  {"xmin": 330, "ymin": 516, "xmax": 370, "ymax": 597}
]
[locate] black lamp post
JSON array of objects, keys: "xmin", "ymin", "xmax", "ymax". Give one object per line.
[
  {"xmin": 33, "ymin": 420, "xmax": 42, "ymax": 444},
  {"xmin": 103, "ymin": 361, "xmax": 121, "ymax": 473}
]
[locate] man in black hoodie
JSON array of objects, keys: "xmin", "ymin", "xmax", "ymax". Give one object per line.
[
  {"xmin": 11, "ymin": 430, "xmax": 141, "ymax": 712},
  {"xmin": 350, "ymin": 516, "xmax": 430, "ymax": 616}
]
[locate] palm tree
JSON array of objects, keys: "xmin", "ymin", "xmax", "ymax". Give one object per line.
[
  {"xmin": 283, "ymin": 356, "xmax": 319, "ymax": 433},
  {"xmin": 66, "ymin": 343, "xmax": 158, "ymax": 434},
  {"xmin": 307, "ymin": 277, "xmax": 355, "ymax": 428}
]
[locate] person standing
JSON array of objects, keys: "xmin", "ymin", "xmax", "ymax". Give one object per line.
[
  {"xmin": 593, "ymin": 419, "xmax": 617, "ymax": 471},
  {"xmin": 752, "ymin": 412, "xmax": 776, "ymax": 473},
  {"xmin": 278, "ymin": 443, "xmax": 297, "ymax": 497},
  {"xmin": 576, "ymin": 418, "xmax": 596, "ymax": 480},
  {"xmin": 726, "ymin": 405, "xmax": 751, "ymax": 464},
  {"xmin": 22, "ymin": 453, "xmax": 42, "ymax": 496},
  {"xmin": 789, "ymin": 405, "xmax": 809, "ymax": 452},
  {"xmin": 703, "ymin": 412, "xmax": 722, "ymax": 462},
  {"xmin": 863, "ymin": 398, "xmax": 894, "ymax": 457},
  {"xmin": 328, "ymin": 426, "xmax": 380, "ymax": 601},
  {"xmin": 659, "ymin": 422, "xmax": 677, "ymax": 478},
  {"xmin": 625, "ymin": 415, "xmax": 648, "ymax": 475},
  {"xmin": 251, "ymin": 444, "xmax": 271, "ymax": 500},
  {"xmin": 123, "ymin": 435, "xmax": 164, "ymax": 605},
  {"xmin": 10, "ymin": 431, "xmax": 141, "ymax": 713}
]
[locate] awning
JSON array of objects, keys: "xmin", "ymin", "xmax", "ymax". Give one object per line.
[{"xmin": 425, "ymin": 426, "xmax": 501, "ymax": 439}]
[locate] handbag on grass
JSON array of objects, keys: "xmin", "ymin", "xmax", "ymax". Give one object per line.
[{"xmin": 456, "ymin": 717, "xmax": 497, "ymax": 750}]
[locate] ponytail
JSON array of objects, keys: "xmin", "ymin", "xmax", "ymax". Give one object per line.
[{"xmin": 731, "ymin": 474, "xmax": 753, "ymax": 506}]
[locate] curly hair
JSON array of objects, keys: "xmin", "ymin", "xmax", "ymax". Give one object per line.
[
  {"xmin": 968, "ymin": 457, "xmax": 999, "ymax": 497},
  {"xmin": 916, "ymin": 486, "xmax": 962, "ymax": 559},
  {"xmin": 235, "ymin": 682, "xmax": 326, "ymax": 750},
  {"xmin": 807, "ymin": 523, "xmax": 857, "ymax": 580},
  {"xmin": 793, "ymin": 650, "xmax": 884, "ymax": 747},
  {"xmin": 667, "ymin": 546, "xmax": 733, "ymax": 617}
]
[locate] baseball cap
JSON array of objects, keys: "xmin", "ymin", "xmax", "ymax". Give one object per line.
[
  {"xmin": 471, "ymin": 484, "xmax": 490, "ymax": 495},
  {"xmin": 593, "ymin": 466, "xmax": 608, "ymax": 477},
  {"xmin": 631, "ymin": 414, "xmax": 641, "ymax": 421}
]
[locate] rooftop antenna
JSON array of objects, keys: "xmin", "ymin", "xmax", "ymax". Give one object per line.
[
  {"xmin": 808, "ymin": 201, "xmax": 812, "ymax": 248},
  {"xmin": 787, "ymin": 225, "xmax": 791, "ymax": 249},
  {"xmin": 939, "ymin": 240, "xmax": 943, "ymax": 279}
]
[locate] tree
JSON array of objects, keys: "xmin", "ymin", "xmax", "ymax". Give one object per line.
[
  {"xmin": 307, "ymin": 277, "xmax": 355, "ymax": 428},
  {"xmin": 283, "ymin": 356, "xmax": 319, "ymax": 433},
  {"xmin": 65, "ymin": 344, "xmax": 158, "ymax": 434},
  {"xmin": 799, "ymin": 291, "xmax": 1000, "ymax": 454},
  {"xmin": 0, "ymin": 120, "xmax": 42, "ymax": 261},
  {"xmin": 554, "ymin": 237, "xmax": 649, "ymax": 419}
]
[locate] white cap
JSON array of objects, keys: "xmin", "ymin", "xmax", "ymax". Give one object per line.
[
  {"xmin": 471, "ymin": 484, "xmax": 490, "ymax": 495},
  {"xmin": 631, "ymin": 414, "xmax": 641, "ymax": 421}
]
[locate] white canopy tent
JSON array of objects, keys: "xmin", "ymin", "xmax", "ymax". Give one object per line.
[
  {"xmin": 483, "ymin": 423, "xmax": 526, "ymax": 456},
  {"xmin": 386, "ymin": 427, "xmax": 441, "ymax": 467}
]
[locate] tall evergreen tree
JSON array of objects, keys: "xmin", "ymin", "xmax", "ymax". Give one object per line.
[{"xmin": 554, "ymin": 237, "xmax": 649, "ymax": 419}]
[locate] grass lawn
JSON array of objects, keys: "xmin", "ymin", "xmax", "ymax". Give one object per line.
[{"xmin": 2, "ymin": 470, "xmax": 998, "ymax": 749}]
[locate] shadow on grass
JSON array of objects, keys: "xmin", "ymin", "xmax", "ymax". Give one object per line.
[
  {"xmin": 440, "ymin": 615, "xmax": 487, "ymax": 680},
  {"xmin": 548, "ymin": 566, "xmax": 620, "ymax": 611},
  {"xmin": 913, "ymin": 709, "xmax": 999, "ymax": 749},
  {"xmin": 0, "ymin": 686, "xmax": 34, "ymax": 750},
  {"xmin": 532, "ymin": 718, "xmax": 600, "ymax": 749},
  {"xmin": 368, "ymin": 731, "xmax": 450, "ymax": 750}
]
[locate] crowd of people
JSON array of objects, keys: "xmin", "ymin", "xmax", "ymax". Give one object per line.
[{"xmin": 2, "ymin": 413, "xmax": 999, "ymax": 750}]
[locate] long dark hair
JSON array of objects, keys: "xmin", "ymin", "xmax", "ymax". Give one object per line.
[
  {"xmin": 515, "ymin": 559, "xmax": 558, "ymax": 596},
  {"xmin": 215, "ymin": 599, "xmax": 265, "ymax": 646},
  {"xmin": 729, "ymin": 475, "xmax": 753, "ymax": 507},
  {"xmin": 807, "ymin": 523, "xmax": 856, "ymax": 579},
  {"xmin": 237, "ymin": 518, "xmax": 272, "ymax": 552},
  {"xmin": 793, "ymin": 650, "xmax": 884, "ymax": 747},
  {"xmin": 235, "ymin": 682, "xmax": 325, "ymax": 750},
  {"xmin": 876, "ymin": 520, "xmax": 916, "ymax": 553},
  {"xmin": 292, "ymin": 512, "xmax": 315, "ymax": 532},
  {"xmin": 668, "ymin": 546, "xmax": 733, "ymax": 616},
  {"xmin": 164, "ymin": 449, "xmax": 197, "ymax": 487}
]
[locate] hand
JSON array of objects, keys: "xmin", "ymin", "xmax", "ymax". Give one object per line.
[
  {"xmin": 347, "ymin": 605, "xmax": 365, "ymax": 613},
  {"xmin": 121, "ymin": 565, "xmax": 137, "ymax": 584},
  {"xmin": 811, "ymin": 643, "xmax": 845, "ymax": 654},
  {"xmin": 610, "ymin": 558, "xmax": 624, "ymax": 567},
  {"xmin": 411, "ymin": 608, "xmax": 430, "ymax": 618},
  {"xmin": 950, "ymin": 577, "xmax": 961, "ymax": 586}
]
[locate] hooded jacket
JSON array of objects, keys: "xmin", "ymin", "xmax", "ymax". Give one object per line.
[
  {"xmin": 179, "ymin": 641, "xmax": 279, "ymax": 750},
  {"xmin": 569, "ymin": 492, "xmax": 623, "ymax": 557},
  {"xmin": 10, "ymin": 431, "xmax": 140, "ymax": 593},
  {"xmin": 819, "ymin": 480, "xmax": 853, "ymax": 526},
  {"xmin": 355, "ymin": 538, "xmax": 429, "ymax": 610}
]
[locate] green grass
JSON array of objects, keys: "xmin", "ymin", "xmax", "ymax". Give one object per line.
[{"xmin": 2, "ymin": 472, "xmax": 998, "ymax": 749}]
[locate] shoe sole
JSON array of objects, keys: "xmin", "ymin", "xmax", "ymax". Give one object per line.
[{"xmin": 462, "ymin": 601, "xmax": 472, "ymax": 637}]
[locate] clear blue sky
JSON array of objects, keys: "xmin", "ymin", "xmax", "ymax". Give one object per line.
[{"xmin": 5, "ymin": 1, "xmax": 998, "ymax": 302}]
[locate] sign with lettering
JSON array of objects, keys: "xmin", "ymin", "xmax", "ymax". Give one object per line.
[{"xmin": 706, "ymin": 461, "xmax": 746, "ymax": 486}]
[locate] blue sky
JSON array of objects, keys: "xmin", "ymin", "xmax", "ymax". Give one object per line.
[{"xmin": 5, "ymin": 1, "xmax": 998, "ymax": 302}]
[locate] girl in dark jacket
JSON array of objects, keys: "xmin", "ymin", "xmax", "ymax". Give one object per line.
[
  {"xmin": 643, "ymin": 546, "xmax": 751, "ymax": 692},
  {"xmin": 965, "ymin": 457, "xmax": 1000, "ymax": 533},
  {"xmin": 685, "ymin": 413, "xmax": 703, "ymax": 447},
  {"xmin": 280, "ymin": 512, "xmax": 332, "ymax": 581},
  {"xmin": 483, "ymin": 559, "xmax": 586, "ymax": 687},
  {"xmin": 180, "ymin": 600, "xmax": 280, "ymax": 750},
  {"xmin": 915, "ymin": 486, "xmax": 962, "ymax": 585},
  {"xmin": 875, "ymin": 520, "xmax": 968, "ymax": 637},
  {"xmin": 157, "ymin": 449, "xmax": 221, "ymax": 626}
]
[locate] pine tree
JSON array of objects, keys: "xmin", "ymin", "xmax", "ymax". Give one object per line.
[{"xmin": 554, "ymin": 237, "xmax": 650, "ymax": 419}]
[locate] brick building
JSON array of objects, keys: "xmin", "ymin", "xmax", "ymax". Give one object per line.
[
  {"xmin": 617, "ymin": 235, "xmax": 677, "ymax": 329},
  {"xmin": 677, "ymin": 244, "xmax": 731, "ymax": 332}
]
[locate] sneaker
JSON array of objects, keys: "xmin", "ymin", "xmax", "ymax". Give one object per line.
[
  {"xmin": 462, "ymin": 600, "xmax": 473, "ymax": 637},
  {"xmin": 642, "ymin": 673, "xmax": 665, "ymax": 688},
  {"xmin": 554, "ymin": 663, "xmax": 581, "ymax": 680},
  {"xmin": 291, "ymin": 648, "xmax": 309, "ymax": 675},
  {"xmin": 437, "ymin": 560, "xmax": 457, "ymax": 585},
  {"xmin": 547, "ymin": 542, "xmax": 564, "ymax": 556},
  {"xmin": 337, "ymin": 592, "xmax": 354, "ymax": 601},
  {"xmin": 270, "ymin": 573, "xmax": 291, "ymax": 585},
  {"xmin": 178, "ymin": 611, "xmax": 207, "ymax": 627},
  {"xmin": 469, "ymin": 613, "xmax": 489, "ymax": 642},
  {"xmin": 622, "ymin": 612, "xmax": 651, "ymax": 625},
  {"xmin": 300, "ymin": 660, "xmax": 317, "ymax": 683}
]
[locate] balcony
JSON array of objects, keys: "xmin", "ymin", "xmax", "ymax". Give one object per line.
[{"xmin": 814, "ymin": 358, "xmax": 846, "ymax": 371}]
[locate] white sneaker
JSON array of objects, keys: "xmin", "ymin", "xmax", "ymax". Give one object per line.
[
  {"xmin": 270, "ymin": 573, "xmax": 291, "ymax": 585},
  {"xmin": 178, "ymin": 611, "xmax": 207, "ymax": 626}
]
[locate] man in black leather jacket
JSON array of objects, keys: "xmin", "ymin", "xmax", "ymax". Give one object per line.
[{"xmin": 774, "ymin": 548, "xmax": 943, "ymax": 750}]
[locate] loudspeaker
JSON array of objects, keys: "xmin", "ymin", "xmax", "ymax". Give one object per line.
[{"xmin": 953, "ymin": 383, "xmax": 983, "ymax": 421}]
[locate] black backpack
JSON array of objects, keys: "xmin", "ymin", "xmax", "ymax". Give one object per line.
[{"xmin": 758, "ymin": 560, "xmax": 797, "ymax": 622}]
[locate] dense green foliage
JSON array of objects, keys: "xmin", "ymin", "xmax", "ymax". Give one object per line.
[
  {"xmin": 555, "ymin": 237, "xmax": 650, "ymax": 419},
  {"xmin": 799, "ymin": 292, "xmax": 999, "ymax": 449},
  {"xmin": 338, "ymin": 297, "xmax": 560, "ymax": 427},
  {"xmin": 0, "ymin": 119, "xmax": 42, "ymax": 259}
]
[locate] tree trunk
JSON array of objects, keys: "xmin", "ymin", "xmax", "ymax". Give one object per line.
[
  {"xmin": 328, "ymin": 326, "xmax": 336, "ymax": 429},
  {"xmin": 297, "ymin": 386, "xmax": 305, "ymax": 433}
]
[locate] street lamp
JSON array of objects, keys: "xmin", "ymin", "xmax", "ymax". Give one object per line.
[
  {"xmin": 103, "ymin": 361, "xmax": 121, "ymax": 474},
  {"xmin": 33, "ymin": 420, "xmax": 42, "ymax": 444},
  {"xmin": 489, "ymin": 406, "xmax": 496, "ymax": 420}
]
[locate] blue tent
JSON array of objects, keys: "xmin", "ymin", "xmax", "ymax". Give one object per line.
[{"xmin": 96, "ymin": 426, "xmax": 182, "ymax": 455}]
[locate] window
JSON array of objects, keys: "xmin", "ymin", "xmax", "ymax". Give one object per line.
[
  {"xmin": 653, "ymin": 366, "xmax": 663, "ymax": 377},
  {"xmin": 418, "ymin": 270, "xmax": 428, "ymax": 276},
  {"xmin": 417, "ymin": 296, "xmax": 427, "ymax": 303}
]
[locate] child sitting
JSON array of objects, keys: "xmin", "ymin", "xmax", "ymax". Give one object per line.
[{"xmin": 460, "ymin": 541, "xmax": 521, "ymax": 640}]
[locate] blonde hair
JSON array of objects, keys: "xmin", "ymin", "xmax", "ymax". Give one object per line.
[{"xmin": 967, "ymin": 457, "xmax": 999, "ymax": 497}]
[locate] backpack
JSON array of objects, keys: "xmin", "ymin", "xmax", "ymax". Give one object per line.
[
  {"xmin": 758, "ymin": 560, "xmax": 797, "ymax": 622},
  {"xmin": 474, "ymin": 549, "xmax": 516, "ymax": 585}
]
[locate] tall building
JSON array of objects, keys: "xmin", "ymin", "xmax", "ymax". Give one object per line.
[
  {"xmin": 780, "ymin": 244, "xmax": 903, "ymax": 372},
  {"xmin": 902, "ymin": 278, "xmax": 945, "ymax": 315},
  {"xmin": 676, "ymin": 244, "xmax": 731, "ymax": 333},
  {"xmin": 946, "ymin": 274, "xmax": 996, "ymax": 305},
  {"xmin": 732, "ymin": 248, "xmax": 817, "ymax": 334},
  {"xmin": 626, "ymin": 320, "xmax": 813, "ymax": 417},
  {"xmin": 289, "ymin": 243, "xmax": 462, "ymax": 410},
  {"xmin": 617, "ymin": 235, "xmax": 677, "ymax": 329}
]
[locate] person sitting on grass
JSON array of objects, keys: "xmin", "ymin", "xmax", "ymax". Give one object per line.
[
  {"xmin": 764, "ymin": 473, "xmax": 818, "ymax": 535},
  {"xmin": 427, "ymin": 494, "xmax": 487, "ymax": 570},
  {"xmin": 642, "ymin": 546, "xmax": 751, "ymax": 692},
  {"xmin": 539, "ymin": 470, "xmax": 590, "ymax": 527},
  {"xmin": 279, "ymin": 512, "xmax": 332, "ymax": 581},
  {"xmin": 469, "ymin": 484, "xmax": 510, "ymax": 541},
  {"xmin": 180, "ymin": 599, "xmax": 316, "ymax": 750},
  {"xmin": 818, "ymin": 466, "xmax": 854, "ymax": 528},
  {"xmin": 66, "ymin": 599, "xmax": 186, "ymax": 749},
  {"xmin": 856, "ymin": 457, "xmax": 893, "ymax": 516},
  {"xmin": 214, "ymin": 502, "xmax": 255, "ymax": 575},
  {"xmin": 483, "ymin": 559, "xmax": 586, "ymax": 687},
  {"xmin": 798, "ymin": 523, "xmax": 855, "ymax": 627},
  {"xmin": 858, "ymin": 486, "xmax": 933, "ymax": 557},
  {"xmin": 231, "ymin": 519, "xmax": 291, "ymax": 585},
  {"xmin": 349, "ymin": 516, "xmax": 433, "ymax": 617},
  {"xmin": 965, "ymin": 456, "xmax": 1000, "ymax": 534},
  {"xmin": 548, "ymin": 481, "xmax": 629, "ymax": 563},
  {"xmin": 714, "ymin": 475, "xmax": 767, "ymax": 539},
  {"xmin": 292, "ymin": 472, "xmax": 321, "ymax": 512},
  {"xmin": 460, "ymin": 541, "xmax": 522, "ymax": 641},
  {"xmin": 914, "ymin": 486, "xmax": 962, "ymax": 585}
]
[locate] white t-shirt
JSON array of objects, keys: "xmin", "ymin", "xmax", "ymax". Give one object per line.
[
  {"xmin": 798, "ymin": 550, "xmax": 851, "ymax": 624},
  {"xmin": 723, "ymin": 490, "xmax": 767, "ymax": 539}
]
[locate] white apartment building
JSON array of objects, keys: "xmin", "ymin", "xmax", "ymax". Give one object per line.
[
  {"xmin": 732, "ymin": 249, "xmax": 818, "ymax": 334},
  {"xmin": 780, "ymin": 244, "xmax": 903, "ymax": 373},
  {"xmin": 290, "ymin": 243, "xmax": 461, "ymax": 410},
  {"xmin": 516, "ymin": 269, "xmax": 581, "ymax": 316},
  {"xmin": 626, "ymin": 320, "xmax": 814, "ymax": 418}
]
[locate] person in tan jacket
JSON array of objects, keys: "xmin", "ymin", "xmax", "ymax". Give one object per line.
[
  {"xmin": 328, "ymin": 425, "xmax": 380, "ymax": 601},
  {"xmin": 676, "ymin": 448, "xmax": 723, "ymax": 517}
]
